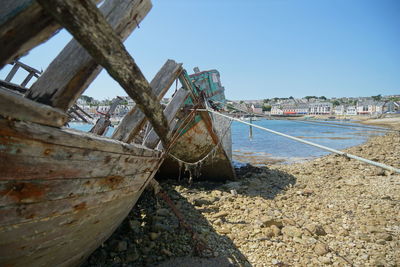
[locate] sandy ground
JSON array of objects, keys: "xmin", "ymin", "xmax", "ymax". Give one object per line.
[{"xmin": 84, "ymin": 118, "xmax": 399, "ymax": 266}]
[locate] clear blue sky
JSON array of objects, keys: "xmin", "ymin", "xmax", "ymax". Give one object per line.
[{"xmin": 1, "ymin": 0, "xmax": 399, "ymax": 100}]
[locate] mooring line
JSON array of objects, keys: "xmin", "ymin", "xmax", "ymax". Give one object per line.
[{"xmin": 201, "ymin": 109, "xmax": 400, "ymax": 174}]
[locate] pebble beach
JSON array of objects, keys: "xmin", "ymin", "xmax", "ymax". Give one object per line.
[{"xmin": 84, "ymin": 118, "xmax": 399, "ymax": 266}]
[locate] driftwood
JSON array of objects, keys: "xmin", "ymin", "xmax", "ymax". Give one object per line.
[
  {"xmin": 0, "ymin": 88, "xmax": 68, "ymax": 127},
  {"xmin": 143, "ymin": 88, "xmax": 189, "ymax": 149},
  {"xmin": 112, "ymin": 59, "xmax": 183, "ymax": 143},
  {"xmin": 26, "ymin": 0, "xmax": 152, "ymax": 111}
]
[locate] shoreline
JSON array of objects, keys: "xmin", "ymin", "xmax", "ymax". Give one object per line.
[{"xmin": 84, "ymin": 118, "xmax": 399, "ymax": 266}]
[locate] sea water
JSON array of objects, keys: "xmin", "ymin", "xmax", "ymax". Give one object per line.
[
  {"xmin": 69, "ymin": 119, "xmax": 383, "ymax": 165},
  {"xmin": 231, "ymin": 119, "xmax": 384, "ymax": 165}
]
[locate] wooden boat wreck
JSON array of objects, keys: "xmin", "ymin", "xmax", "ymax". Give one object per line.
[
  {"xmin": 0, "ymin": 0, "xmax": 186, "ymax": 266},
  {"xmin": 0, "ymin": 0, "xmax": 235, "ymax": 266},
  {"xmin": 156, "ymin": 68, "xmax": 236, "ymax": 181}
]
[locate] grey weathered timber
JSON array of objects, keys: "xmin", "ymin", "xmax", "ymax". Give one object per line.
[
  {"xmin": 143, "ymin": 88, "xmax": 189, "ymax": 149},
  {"xmin": 112, "ymin": 59, "xmax": 183, "ymax": 143},
  {"xmin": 0, "ymin": 80, "xmax": 28, "ymax": 94},
  {"xmin": 70, "ymin": 107, "xmax": 89, "ymax": 123},
  {"xmin": 36, "ymin": 0, "xmax": 170, "ymax": 144},
  {"xmin": 27, "ymin": 0, "xmax": 152, "ymax": 111},
  {"xmin": 0, "ymin": 88, "xmax": 68, "ymax": 127},
  {"xmin": 0, "ymin": 0, "xmax": 60, "ymax": 68},
  {"xmin": 90, "ymin": 97, "xmax": 122, "ymax": 135},
  {"xmin": 73, "ymin": 104, "xmax": 93, "ymax": 119},
  {"xmin": 4, "ymin": 63, "xmax": 20, "ymax": 82},
  {"xmin": 0, "ymin": 116, "xmax": 161, "ymax": 266}
]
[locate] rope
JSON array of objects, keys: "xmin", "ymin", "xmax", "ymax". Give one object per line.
[{"xmin": 203, "ymin": 109, "xmax": 400, "ymax": 174}]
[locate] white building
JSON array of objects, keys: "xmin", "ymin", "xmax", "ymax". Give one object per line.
[
  {"xmin": 271, "ymin": 105, "xmax": 283, "ymax": 115},
  {"xmin": 346, "ymin": 106, "xmax": 357, "ymax": 115},
  {"xmin": 309, "ymin": 102, "xmax": 333, "ymax": 115}
]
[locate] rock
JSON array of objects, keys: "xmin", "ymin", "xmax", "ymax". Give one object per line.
[
  {"xmin": 218, "ymin": 227, "xmax": 231, "ymax": 234},
  {"xmin": 282, "ymin": 226, "xmax": 302, "ymax": 238},
  {"xmin": 307, "ymin": 224, "xmax": 327, "ymax": 236},
  {"xmin": 161, "ymin": 248, "xmax": 173, "ymax": 257},
  {"xmin": 376, "ymin": 233, "xmax": 392, "ymax": 241},
  {"xmin": 149, "ymin": 232, "xmax": 160, "ymax": 241},
  {"xmin": 213, "ymin": 211, "xmax": 229, "ymax": 218},
  {"xmin": 260, "ymin": 216, "xmax": 283, "ymax": 228},
  {"xmin": 318, "ymin": 256, "xmax": 332, "ymax": 264},
  {"xmin": 117, "ymin": 241, "xmax": 128, "ymax": 252},
  {"xmin": 230, "ymin": 189, "xmax": 238, "ymax": 196},
  {"xmin": 314, "ymin": 243, "xmax": 329, "ymax": 256},
  {"xmin": 193, "ymin": 198, "xmax": 211, "ymax": 206},
  {"xmin": 270, "ymin": 225, "xmax": 281, "ymax": 236},
  {"xmin": 125, "ymin": 249, "xmax": 139, "ymax": 262},
  {"xmin": 128, "ymin": 220, "xmax": 142, "ymax": 233},
  {"xmin": 263, "ymin": 227, "xmax": 274, "ymax": 238},
  {"xmin": 213, "ymin": 218, "xmax": 223, "ymax": 226},
  {"xmin": 156, "ymin": 208, "xmax": 170, "ymax": 217}
]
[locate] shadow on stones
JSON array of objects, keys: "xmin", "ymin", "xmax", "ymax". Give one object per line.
[
  {"xmin": 83, "ymin": 186, "xmax": 251, "ymax": 267},
  {"xmin": 83, "ymin": 164, "xmax": 296, "ymax": 267}
]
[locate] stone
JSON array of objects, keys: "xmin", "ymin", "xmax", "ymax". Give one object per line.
[
  {"xmin": 117, "ymin": 241, "xmax": 128, "ymax": 252},
  {"xmin": 213, "ymin": 218, "xmax": 223, "ymax": 226},
  {"xmin": 156, "ymin": 208, "xmax": 170, "ymax": 217},
  {"xmin": 161, "ymin": 248, "xmax": 173, "ymax": 257},
  {"xmin": 128, "ymin": 220, "xmax": 141, "ymax": 232},
  {"xmin": 230, "ymin": 189, "xmax": 238, "ymax": 196},
  {"xmin": 270, "ymin": 225, "xmax": 281, "ymax": 236},
  {"xmin": 214, "ymin": 211, "xmax": 229, "ymax": 218},
  {"xmin": 376, "ymin": 233, "xmax": 392, "ymax": 241},
  {"xmin": 282, "ymin": 226, "xmax": 302, "ymax": 238},
  {"xmin": 125, "ymin": 250, "xmax": 139, "ymax": 262},
  {"xmin": 149, "ymin": 232, "xmax": 160, "ymax": 241},
  {"xmin": 318, "ymin": 256, "xmax": 332, "ymax": 264},
  {"xmin": 260, "ymin": 216, "xmax": 283, "ymax": 228},
  {"xmin": 307, "ymin": 224, "xmax": 327, "ymax": 236},
  {"xmin": 314, "ymin": 243, "xmax": 329, "ymax": 256}
]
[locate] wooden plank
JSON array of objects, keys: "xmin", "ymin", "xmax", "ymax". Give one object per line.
[
  {"xmin": 20, "ymin": 72, "xmax": 35, "ymax": 87},
  {"xmin": 0, "ymin": 80, "xmax": 28, "ymax": 94},
  {"xmin": 0, "ymin": 117, "xmax": 158, "ymax": 157},
  {"xmin": 38, "ymin": 0, "xmax": 175, "ymax": 143},
  {"xmin": 112, "ymin": 59, "xmax": 183, "ymax": 143},
  {"xmin": 143, "ymin": 88, "xmax": 189, "ymax": 148},
  {"xmin": 0, "ymin": 193, "xmax": 142, "ymax": 266},
  {"xmin": 0, "ymin": 0, "xmax": 61, "ymax": 68},
  {"xmin": 0, "ymin": 88, "xmax": 69, "ymax": 127},
  {"xmin": 26, "ymin": 0, "xmax": 152, "ymax": 111},
  {"xmin": 90, "ymin": 97, "xmax": 122, "ymax": 135},
  {"xmin": 4, "ymin": 63, "xmax": 19, "ymax": 82}
]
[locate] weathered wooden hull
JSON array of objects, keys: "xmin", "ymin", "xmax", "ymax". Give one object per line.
[
  {"xmin": 157, "ymin": 113, "xmax": 235, "ymax": 181},
  {"xmin": 0, "ymin": 118, "xmax": 161, "ymax": 266}
]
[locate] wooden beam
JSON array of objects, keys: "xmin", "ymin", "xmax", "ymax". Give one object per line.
[
  {"xmin": 0, "ymin": 1, "xmax": 60, "ymax": 68},
  {"xmin": 20, "ymin": 72, "xmax": 35, "ymax": 87},
  {"xmin": 143, "ymin": 88, "xmax": 189, "ymax": 149},
  {"xmin": 112, "ymin": 59, "xmax": 183, "ymax": 143},
  {"xmin": 90, "ymin": 97, "xmax": 122, "ymax": 135},
  {"xmin": 26, "ymin": 0, "xmax": 152, "ymax": 111},
  {"xmin": 36, "ymin": 0, "xmax": 170, "ymax": 144},
  {"xmin": 0, "ymin": 80, "xmax": 28, "ymax": 94},
  {"xmin": 0, "ymin": 88, "xmax": 68, "ymax": 127},
  {"xmin": 4, "ymin": 63, "xmax": 20, "ymax": 82}
]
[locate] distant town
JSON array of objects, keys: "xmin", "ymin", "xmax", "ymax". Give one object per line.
[{"xmin": 75, "ymin": 94, "xmax": 400, "ymax": 121}]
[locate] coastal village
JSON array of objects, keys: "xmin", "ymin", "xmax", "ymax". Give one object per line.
[{"xmin": 75, "ymin": 94, "xmax": 400, "ymax": 122}]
